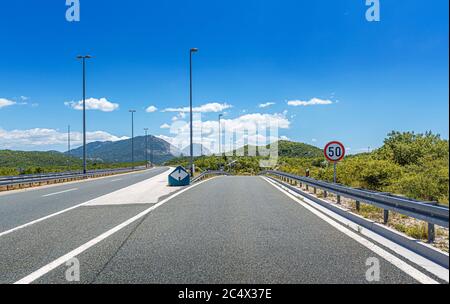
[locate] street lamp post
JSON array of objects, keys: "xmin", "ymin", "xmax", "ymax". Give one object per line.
[
  {"xmin": 129, "ymin": 110, "xmax": 136, "ymax": 169},
  {"xmin": 67, "ymin": 125, "xmax": 71, "ymax": 158},
  {"xmin": 76, "ymin": 55, "xmax": 92, "ymax": 174},
  {"xmin": 189, "ymin": 48, "xmax": 198, "ymax": 177},
  {"xmin": 218, "ymin": 114, "xmax": 223, "ymax": 156},
  {"xmin": 200, "ymin": 123, "xmax": 203, "ymax": 157},
  {"xmin": 67, "ymin": 125, "xmax": 71, "ymax": 170},
  {"xmin": 144, "ymin": 128, "xmax": 149, "ymax": 168},
  {"xmin": 150, "ymin": 136, "xmax": 154, "ymax": 167}
]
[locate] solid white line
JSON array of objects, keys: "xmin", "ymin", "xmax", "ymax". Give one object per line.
[
  {"xmin": 262, "ymin": 176, "xmax": 439, "ymax": 284},
  {"xmin": 42, "ymin": 188, "xmax": 78, "ymax": 197},
  {"xmin": 110, "ymin": 179, "xmax": 123, "ymax": 182},
  {"xmin": 264, "ymin": 178, "xmax": 449, "ymax": 282},
  {"xmin": 14, "ymin": 177, "xmax": 214, "ymax": 284},
  {"xmin": 0, "ymin": 168, "xmax": 172, "ymax": 239}
]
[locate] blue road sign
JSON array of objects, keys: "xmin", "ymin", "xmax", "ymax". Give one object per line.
[{"xmin": 168, "ymin": 166, "xmax": 190, "ymax": 187}]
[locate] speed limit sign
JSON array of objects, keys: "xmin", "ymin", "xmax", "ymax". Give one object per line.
[
  {"xmin": 324, "ymin": 141, "xmax": 345, "ymax": 184},
  {"xmin": 324, "ymin": 141, "xmax": 346, "ymax": 162}
]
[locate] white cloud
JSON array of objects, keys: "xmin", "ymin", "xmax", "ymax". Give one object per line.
[
  {"xmin": 163, "ymin": 102, "xmax": 232, "ymax": 113},
  {"xmin": 259, "ymin": 102, "xmax": 276, "ymax": 108},
  {"xmin": 65, "ymin": 97, "xmax": 119, "ymax": 112},
  {"xmin": 0, "ymin": 128, "xmax": 128, "ymax": 151},
  {"xmin": 20, "ymin": 96, "xmax": 29, "ymax": 101},
  {"xmin": 0, "ymin": 98, "xmax": 16, "ymax": 109},
  {"xmin": 280, "ymin": 136, "xmax": 290, "ymax": 141},
  {"xmin": 145, "ymin": 105, "xmax": 158, "ymax": 113},
  {"xmin": 158, "ymin": 112, "xmax": 291, "ymax": 154},
  {"xmin": 160, "ymin": 123, "xmax": 171, "ymax": 129},
  {"xmin": 287, "ymin": 98, "xmax": 333, "ymax": 107}
]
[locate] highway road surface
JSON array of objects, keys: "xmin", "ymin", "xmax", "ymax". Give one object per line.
[
  {"xmin": 0, "ymin": 172, "xmax": 447, "ymax": 284},
  {"xmin": 0, "ymin": 167, "xmax": 168, "ymax": 233}
]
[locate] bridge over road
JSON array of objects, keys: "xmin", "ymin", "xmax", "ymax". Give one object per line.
[{"xmin": 0, "ymin": 170, "xmax": 447, "ymax": 284}]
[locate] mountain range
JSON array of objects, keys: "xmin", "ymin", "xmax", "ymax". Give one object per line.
[{"xmin": 66, "ymin": 135, "xmax": 212, "ymax": 164}]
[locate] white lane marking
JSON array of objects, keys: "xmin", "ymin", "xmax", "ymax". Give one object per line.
[
  {"xmin": 263, "ymin": 178, "xmax": 449, "ymax": 282},
  {"xmin": 14, "ymin": 177, "xmax": 215, "ymax": 284},
  {"xmin": 42, "ymin": 188, "xmax": 78, "ymax": 197},
  {"xmin": 0, "ymin": 168, "xmax": 172, "ymax": 239},
  {"xmin": 110, "ymin": 179, "xmax": 122, "ymax": 182},
  {"xmin": 262, "ymin": 177, "xmax": 439, "ymax": 284}
]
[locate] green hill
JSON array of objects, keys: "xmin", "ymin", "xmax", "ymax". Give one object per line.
[
  {"xmin": 0, "ymin": 149, "xmax": 146, "ymax": 176},
  {"xmin": 0, "ymin": 150, "xmax": 79, "ymax": 175},
  {"xmin": 0, "ymin": 150, "xmax": 78, "ymax": 168},
  {"xmin": 274, "ymin": 140, "xmax": 323, "ymax": 157},
  {"xmin": 234, "ymin": 140, "xmax": 322, "ymax": 158}
]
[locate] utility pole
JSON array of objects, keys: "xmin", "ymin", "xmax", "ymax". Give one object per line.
[
  {"xmin": 76, "ymin": 55, "xmax": 92, "ymax": 174},
  {"xmin": 189, "ymin": 48, "xmax": 198, "ymax": 177},
  {"xmin": 129, "ymin": 110, "xmax": 136, "ymax": 169},
  {"xmin": 144, "ymin": 128, "xmax": 149, "ymax": 168}
]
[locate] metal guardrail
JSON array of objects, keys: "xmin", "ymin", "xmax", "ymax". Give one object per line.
[
  {"xmin": 191, "ymin": 170, "xmax": 231, "ymax": 183},
  {"xmin": 262, "ymin": 170, "xmax": 449, "ymax": 242},
  {"xmin": 0, "ymin": 166, "xmax": 147, "ymax": 188}
]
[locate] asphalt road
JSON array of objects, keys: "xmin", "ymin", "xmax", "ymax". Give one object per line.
[
  {"xmin": 0, "ymin": 167, "xmax": 168, "ymax": 233},
  {"xmin": 0, "ymin": 175, "xmax": 424, "ymax": 284}
]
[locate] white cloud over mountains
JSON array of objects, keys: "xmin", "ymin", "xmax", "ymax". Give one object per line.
[
  {"xmin": 157, "ymin": 112, "xmax": 290, "ymax": 154},
  {"xmin": 0, "ymin": 128, "xmax": 128, "ymax": 150},
  {"xmin": 65, "ymin": 97, "xmax": 119, "ymax": 112},
  {"xmin": 287, "ymin": 98, "xmax": 333, "ymax": 107}
]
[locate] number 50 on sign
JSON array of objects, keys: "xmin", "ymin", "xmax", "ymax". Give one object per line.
[{"xmin": 324, "ymin": 141, "xmax": 345, "ymax": 162}]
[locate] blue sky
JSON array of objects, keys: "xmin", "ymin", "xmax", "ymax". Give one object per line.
[{"xmin": 0, "ymin": 0, "xmax": 448, "ymax": 153}]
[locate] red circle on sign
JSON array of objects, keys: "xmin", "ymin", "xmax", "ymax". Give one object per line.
[{"xmin": 324, "ymin": 141, "xmax": 346, "ymax": 162}]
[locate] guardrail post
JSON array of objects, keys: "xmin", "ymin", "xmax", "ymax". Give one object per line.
[
  {"xmin": 355, "ymin": 201, "xmax": 360, "ymax": 212},
  {"xmin": 306, "ymin": 184, "xmax": 309, "ymax": 191},
  {"xmin": 313, "ymin": 187, "xmax": 317, "ymax": 194},
  {"xmin": 428, "ymin": 223, "xmax": 435, "ymax": 243},
  {"xmin": 323, "ymin": 191, "xmax": 327, "ymax": 198},
  {"xmin": 337, "ymin": 195, "xmax": 341, "ymax": 204},
  {"xmin": 383, "ymin": 210, "xmax": 389, "ymax": 224}
]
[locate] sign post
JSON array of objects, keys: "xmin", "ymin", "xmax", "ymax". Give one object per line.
[{"xmin": 324, "ymin": 141, "xmax": 346, "ymax": 184}]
